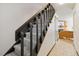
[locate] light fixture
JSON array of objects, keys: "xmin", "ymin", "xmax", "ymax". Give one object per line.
[{"xmin": 58, "ymin": 3, "xmax": 64, "ymax": 5}]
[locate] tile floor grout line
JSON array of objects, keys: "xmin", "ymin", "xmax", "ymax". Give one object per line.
[
  {"xmin": 47, "ymin": 40, "xmax": 58, "ymax": 56},
  {"xmin": 73, "ymin": 43, "xmax": 79, "ymax": 56}
]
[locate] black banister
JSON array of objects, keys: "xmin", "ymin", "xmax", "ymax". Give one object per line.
[{"xmin": 14, "ymin": 3, "xmax": 55, "ymax": 56}]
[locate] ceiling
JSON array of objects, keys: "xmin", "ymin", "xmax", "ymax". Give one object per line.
[{"xmin": 51, "ymin": 3, "xmax": 76, "ymax": 20}]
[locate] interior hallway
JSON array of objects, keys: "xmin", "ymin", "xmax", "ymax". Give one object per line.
[
  {"xmin": 48, "ymin": 39, "xmax": 77, "ymax": 56},
  {"xmin": 38, "ymin": 14, "xmax": 78, "ymax": 56}
]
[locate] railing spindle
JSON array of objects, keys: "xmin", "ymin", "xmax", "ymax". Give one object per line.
[
  {"xmin": 20, "ymin": 32, "xmax": 24, "ymax": 56},
  {"xmin": 48, "ymin": 6, "xmax": 50, "ymax": 26},
  {"xmin": 36, "ymin": 16, "xmax": 39, "ymax": 53},
  {"xmin": 40, "ymin": 13, "xmax": 43, "ymax": 43},
  {"xmin": 44, "ymin": 9, "xmax": 47, "ymax": 34},
  {"xmin": 30, "ymin": 22, "xmax": 33, "ymax": 56}
]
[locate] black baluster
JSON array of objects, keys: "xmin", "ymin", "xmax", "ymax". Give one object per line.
[
  {"xmin": 36, "ymin": 16, "xmax": 39, "ymax": 53},
  {"xmin": 49, "ymin": 5, "xmax": 52, "ymax": 23},
  {"xmin": 20, "ymin": 32, "xmax": 24, "ymax": 56},
  {"xmin": 49, "ymin": 6, "xmax": 51, "ymax": 23},
  {"xmin": 43, "ymin": 10, "xmax": 46, "ymax": 36},
  {"xmin": 47, "ymin": 8, "xmax": 49, "ymax": 28},
  {"xmin": 40, "ymin": 13, "xmax": 43, "ymax": 43},
  {"xmin": 30, "ymin": 22, "xmax": 33, "ymax": 56},
  {"xmin": 47, "ymin": 7, "xmax": 49, "ymax": 25},
  {"xmin": 50, "ymin": 5, "xmax": 52, "ymax": 18},
  {"xmin": 45, "ymin": 8, "xmax": 47, "ymax": 32},
  {"xmin": 42, "ymin": 10, "xmax": 45, "ymax": 40},
  {"xmin": 44, "ymin": 8, "xmax": 46, "ymax": 34}
]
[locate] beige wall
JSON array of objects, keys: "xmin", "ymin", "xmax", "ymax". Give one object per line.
[
  {"xmin": 74, "ymin": 4, "xmax": 79, "ymax": 54},
  {"xmin": 0, "ymin": 3, "xmax": 47, "ymax": 55}
]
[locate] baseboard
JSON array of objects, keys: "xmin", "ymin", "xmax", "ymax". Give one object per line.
[
  {"xmin": 47, "ymin": 42, "xmax": 57, "ymax": 56},
  {"xmin": 73, "ymin": 43, "xmax": 79, "ymax": 56}
]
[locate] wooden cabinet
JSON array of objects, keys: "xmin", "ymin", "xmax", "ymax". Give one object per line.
[{"xmin": 59, "ymin": 31, "xmax": 73, "ymax": 40}]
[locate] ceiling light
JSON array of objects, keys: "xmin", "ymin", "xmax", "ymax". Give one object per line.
[{"xmin": 58, "ymin": 3, "xmax": 64, "ymax": 5}]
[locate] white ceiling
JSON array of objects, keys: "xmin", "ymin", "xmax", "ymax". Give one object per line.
[{"xmin": 52, "ymin": 3, "xmax": 76, "ymax": 20}]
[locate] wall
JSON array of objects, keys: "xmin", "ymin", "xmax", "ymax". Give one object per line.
[
  {"xmin": 0, "ymin": 3, "xmax": 47, "ymax": 55},
  {"xmin": 52, "ymin": 3, "xmax": 73, "ymax": 31},
  {"xmin": 53, "ymin": 14, "xmax": 59, "ymax": 41},
  {"xmin": 73, "ymin": 4, "xmax": 79, "ymax": 54},
  {"xmin": 59, "ymin": 16, "xmax": 73, "ymax": 31},
  {"xmin": 66, "ymin": 16, "xmax": 73, "ymax": 31}
]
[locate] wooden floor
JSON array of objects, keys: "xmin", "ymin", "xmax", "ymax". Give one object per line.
[
  {"xmin": 38, "ymin": 19, "xmax": 77, "ymax": 56},
  {"xmin": 48, "ymin": 39, "xmax": 77, "ymax": 56}
]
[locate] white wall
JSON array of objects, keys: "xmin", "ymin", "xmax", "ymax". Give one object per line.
[
  {"xmin": 61, "ymin": 15, "xmax": 73, "ymax": 31},
  {"xmin": 52, "ymin": 3, "xmax": 73, "ymax": 31},
  {"xmin": 53, "ymin": 14, "xmax": 59, "ymax": 41},
  {"xmin": 66, "ymin": 16, "xmax": 73, "ymax": 31},
  {"xmin": 0, "ymin": 3, "xmax": 47, "ymax": 55},
  {"xmin": 73, "ymin": 4, "xmax": 79, "ymax": 54}
]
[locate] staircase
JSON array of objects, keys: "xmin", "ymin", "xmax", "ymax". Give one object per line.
[{"xmin": 4, "ymin": 3, "xmax": 55, "ymax": 56}]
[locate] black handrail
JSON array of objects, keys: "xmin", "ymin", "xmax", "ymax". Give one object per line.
[{"xmin": 15, "ymin": 3, "xmax": 55, "ymax": 56}]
